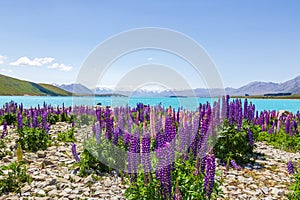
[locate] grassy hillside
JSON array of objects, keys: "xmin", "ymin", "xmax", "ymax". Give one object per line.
[{"xmin": 0, "ymin": 74, "xmax": 71, "ymax": 96}]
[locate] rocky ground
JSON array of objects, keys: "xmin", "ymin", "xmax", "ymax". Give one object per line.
[
  {"xmin": 1, "ymin": 123, "xmax": 127, "ymax": 200},
  {"xmin": 217, "ymin": 142, "xmax": 300, "ymax": 200},
  {"xmin": 0, "ymin": 123, "xmax": 299, "ymax": 199}
]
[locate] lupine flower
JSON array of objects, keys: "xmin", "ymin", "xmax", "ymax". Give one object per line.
[
  {"xmin": 204, "ymin": 154, "xmax": 216, "ymax": 196},
  {"xmin": 27, "ymin": 113, "xmax": 31, "ymax": 127},
  {"xmin": 32, "ymin": 111, "xmax": 38, "ymax": 128},
  {"xmin": 248, "ymin": 129, "xmax": 254, "ymax": 146},
  {"xmin": 174, "ymin": 182, "xmax": 182, "ymax": 200},
  {"xmin": 71, "ymin": 143, "xmax": 80, "ymax": 162},
  {"xmin": 44, "ymin": 123, "xmax": 50, "ymax": 133},
  {"xmin": 287, "ymin": 161, "xmax": 295, "ymax": 174},
  {"xmin": 230, "ymin": 159, "xmax": 241, "ymax": 170},
  {"xmin": 127, "ymin": 128, "xmax": 140, "ymax": 182},
  {"xmin": 141, "ymin": 129, "xmax": 152, "ymax": 173},
  {"xmin": 17, "ymin": 111, "xmax": 23, "ymax": 129},
  {"xmin": 95, "ymin": 122, "xmax": 101, "ymax": 144},
  {"xmin": 1, "ymin": 121, "xmax": 7, "ymax": 139},
  {"xmin": 113, "ymin": 126, "xmax": 119, "ymax": 145}
]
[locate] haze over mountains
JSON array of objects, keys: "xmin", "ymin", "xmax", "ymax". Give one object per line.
[
  {"xmin": 56, "ymin": 75, "xmax": 300, "ymax": 97},
  {"xmin": 0, "ymin": 73, "xmax": 299, "ymax": 97}
]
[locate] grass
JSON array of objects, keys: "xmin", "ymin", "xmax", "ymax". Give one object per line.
[{"xmin": 0, "ymin": 74, "xmax": 71, "ymax": 96}]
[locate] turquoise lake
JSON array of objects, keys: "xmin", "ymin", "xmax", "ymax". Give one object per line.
[{"xmin": 0, "ymin": 96, "xmax": 299, "ymax": 113}]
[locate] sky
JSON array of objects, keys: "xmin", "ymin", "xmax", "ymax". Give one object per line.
[{"xmin": 0, "ymin": 0, "xmax": 299, "ymax": 90}]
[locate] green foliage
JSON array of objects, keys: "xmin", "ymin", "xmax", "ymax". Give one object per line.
[
  {"xmin": 257, "ymin": 131, "xmax": 300, "ymax": 152},
  {"xmin": 125, "ymin": 172, "xmax": 163, "ymax": 200},
  {"xmin": 289, "ymin": 170, "xmax": 300, "ymax": 199},
  {"xmin": 57, "ymin": 128, "xmax": 76, "ymax": 142},
  {"xmin": 1, "ymin": 113, "xmax": 16, "ymax": 125},
  {"xmin": 17, "ymin": 127, "xmax": 51, "ymax": 152},
  {"xmin": 214, "ymin": 120, "xmax": 259, "ymax": 164},
  {"xmin": 77, "ymin": 114, "xmax": 94, "ymax": 126},
  {"xmin": 0, "ymin": 161, "xmax": 31, "ymax": 195},
  {"xmin": 74, "ymin": 148, "xmax": 111, "ymax": 177},
  {"xmin": 0, "ymin": 139, "xmax": 7, "ymax": 159},
  {"xmin": 125, "ymin": 157, "xmax": 222, "ymax": 200},
  {"xmin": 46, "ymin": 113, "xmax": 74, "ymax": 124}
]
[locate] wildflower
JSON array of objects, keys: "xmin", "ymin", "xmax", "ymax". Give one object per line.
[
  {"xmin": 230, "ymin": 159, "xmax": 241, "ymax": 170},
  {"xmin": 71, "ymin": 143, "xmax": 80, "ymax": 162},
  {"xmin": 204, "ymin": 154, "xmax": 216, "ymax": 196},
  {"xmin": 287, "ymin": 161, "xmax": 295, "ymax": 174},
  {"xmin": 248, "ymin": 129, "xmax": 254, "ymax": 146}
]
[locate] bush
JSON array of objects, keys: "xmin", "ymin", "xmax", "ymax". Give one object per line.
[
  {"xmin": 57, "ymin": 128, "xmax": 76, "ymax": 142},
  {"xmin": 214, "ymin": 120, "xmax": 260, "ymax": 164},
  {"xmin": 0, "ymin": 161, "xmax": 31, "ymax": 195},
  {"xmin": 17, "ymin": 127, "xmax": 51, "ymax": 152}
]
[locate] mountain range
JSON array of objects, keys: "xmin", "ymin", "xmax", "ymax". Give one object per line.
[
  {"xmin": 56, "ymin": 75, "xmax": 300, "ymax": 97},
  {"xmin": 0, "ymin": 73, "xmax": 299, "ymax": 97}
]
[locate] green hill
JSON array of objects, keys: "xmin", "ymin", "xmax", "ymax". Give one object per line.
[{"xmin": 0, "ymin": 74, "xmax": 72, "ymax": 96}]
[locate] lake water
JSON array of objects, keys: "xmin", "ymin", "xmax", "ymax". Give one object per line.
[{"xmin": 0, "ymin": 96, "xmax": 299, "ymax": 113}]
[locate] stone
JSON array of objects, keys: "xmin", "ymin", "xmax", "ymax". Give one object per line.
[
  {"xmin": 71, "ymin": 175, "xmax": 81, "ymax": 183},
  {"xmin": 49, "ymin": 178, "xmax": 58, "ymax": 185},
  {"xmin": 3, "ymin": 156, "xmax": 11, "ymax": 162},
  {"xmin": 36, "ymin": 189, "xmax": 46, "ymax": 196},
  {"xmin": 48, "ymin": 189, "xmax": 58, "ymax": 197},
  {"xmin": 64, "ymin": 188, "xmax": 73, "ymax": 193},
  {"xmin": 261, "ymin": 187, "xmax": 269, "ymax": 195},
  {"xmin": 104, "ymin": 179, "xmax": 112, "ymax": 187},
  {"xmin": 84, "ymin": 175, "xmax": 94, "ymax": 184},
  {"xmin": 37, "ymin": 151, "xmax": 46, "ymax": 158},
  {"xmin": 270, "ymin": 188, "xmax": 283, "ymax": 196},
  {"xmin": 21, "ymin": 184, "xmax": 31, "ymax": 193},
  {"xmin": 42, "ymin": 159, "xmax": 54, "ymax": 166},
  {"xmin": 248, "ymin": 184, "xmax": 258, "ymax": 189}
]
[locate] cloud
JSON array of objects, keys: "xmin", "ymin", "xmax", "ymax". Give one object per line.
[
  {"xmin": 0, "ymin": 55, "xmax": 7, "ymax": 64},
  {"xmin": 48, "ymin": 63, "xmax": 72, "ymax": 72},
  {"xmin": 10, "ymin": 56, "xmax": 54, "ymax": 66},
  {"xmin": 147, "ymin": 57, "xmax": 153, "ymax": 61}
]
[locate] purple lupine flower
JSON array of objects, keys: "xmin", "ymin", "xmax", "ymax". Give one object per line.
[
  {"xmin": 285, "ymin": 119, "xmax": 290, "ymax": 135},
  {"xmin": 123, "ymin": 131, "xmax": 131, "ymax": 147},
  {"xmin": 1, "ymin": 121, "xmax": 7, "ymax": 139},
  {"xmin": 127, "ymin": 128, "xmax": 140, "ymax": 182},
  {"xmin": 247, "ymin": 129, "xmax": 254, "ymax": 146},
  {"xmin": 230, "ymin": 159, "xmax": 241, "ymax": 170},
  {"xmin": 71, "ymin": 143, "xmax": 80, "ymax": 162},
  {"xmin": 112, "ymin": 126, "xmax": 119, "ymax": 145},
  {"xmin": 42, "ymin": 111, "xmax": 48, "ymax": 129},
  {"xmin": 201, "ymin": 155, "xmax": 207, "ymax": 173},
  {"xmin": 141, "ymin": 129, "xmax": 152, "ymax": 173},
  {"xmin": 237, "ymin": 108, "xmax": 242, "ymax": 131},
  {"xmin": 44, "ymin": 123, "xmax": 50, "ymax": 133},
  {"xmin": 287, "ymin": 161, "xmax": 295, "ymax": 174},
  {"xmin": 277, "ymin": 119, "xmax": 281, "ymax": 133},
  {"xmin": 95, "ymin": 122, "xmax": 101, "ymax": 144},
  {"xmin": 293, "ymin": 120, "xmax": 298, "ymax": 134},
  {"xmin": 17, "ymin": 111, "xmax": 23, "ymax": 130},
  {"xmin": 204, "ymin": 154, "xmax": 216, "ymax": 196},
  {"xmin": 244, "ymin": 98, "xmax": 248, "ymax": 117},
  {"xmin": 32, "ymin": 111, "xmax": 38, "ymax": 128},
  {"xmin": 27, "ymin": 113, "xmax": 31, "ymax": 127},
  {"xmin": 174, "ymin": 182, "xmax": 183, "ymax": 200}
]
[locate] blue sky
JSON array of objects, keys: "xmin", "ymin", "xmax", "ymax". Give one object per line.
[{"xmin": 0, "ymin": 0, "xmax": 299, "ymax": 89}]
